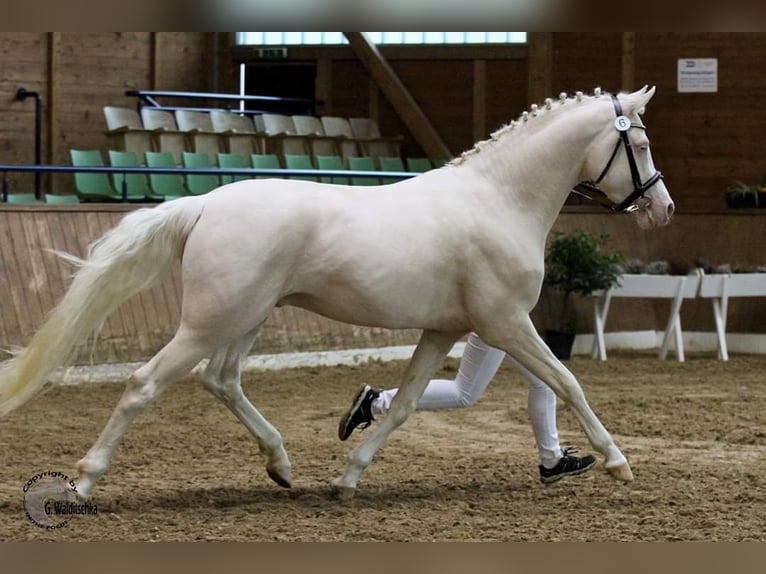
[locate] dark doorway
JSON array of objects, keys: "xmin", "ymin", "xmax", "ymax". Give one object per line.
[{"xmin": 244, "ymin": 63, "xmax": 318, "ymax": 115}]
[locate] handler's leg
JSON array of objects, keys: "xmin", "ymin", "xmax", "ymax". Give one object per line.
[
  {"xmin": 380, "ymin": 332, "xmax": 505, "ymax": 410},
  {"xmin": 483, "ymin": 316, "xmax": 632, "ymax": 482},
  {"xmin": 332, "ymin": 330, "xmax": 462, "ymax": 498},
  {"xmin": 339, "ymin": 333, "xmax": 503, "ymax": 440}
]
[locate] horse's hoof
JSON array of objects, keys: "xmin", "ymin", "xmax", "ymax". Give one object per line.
[
  {"xmin": 266, "ymin": 464, "xmax": 292, "ymax": 488},
  {"xmin": 606, "ymin": 462, "xmax": 634, "ymax": 482},
  {"xmin": 330, "ymin": 478, "xmax": 356, "ymax": 501}
]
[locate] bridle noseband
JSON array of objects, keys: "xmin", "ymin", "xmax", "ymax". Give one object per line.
[{"xmin": 573, "ymin": 94, "xmax": 664, "ymax": 213}]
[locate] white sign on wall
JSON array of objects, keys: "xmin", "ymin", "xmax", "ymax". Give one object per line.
[{"xmin": 677, "ymin": 58, "xmax": 718, "ymax": 93}]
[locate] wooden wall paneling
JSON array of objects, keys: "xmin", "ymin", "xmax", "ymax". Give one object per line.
[
  {"xmin": 621, "ymin": 32, "xmax": 636, "ymax": 92},
  {"xmin": 150, "ymin": 32, "xmax": 159, "ymax": 90},
  {"xmin": 472, "ymin": 60, "xmax": 487, "ymax": 144},
  {"xmin": 47, "ymin": 32, "xmax": 61, "ymax": 193},
  {"xmin": 21, "ymin": 213, "xmax": 56, "ymax": 316},
  {"xmin": 391, "ymin": 59, "xmax": 473, "ymax": 158},
  {"xmin": 527, "ymin": 33, "xmax": 552, "ymax": 104},
  {"xmin": 0, "ymin": 33, "xmax": 47, "ymax": 193},
  {"xmin": 315, "ymin": 58, "xmax": 332, "ymax": 115},
  {"xmin": 552, "ymin": 33, "xmax": 622, "ymax": 95},
  {"xmin": 0, "ymin": 215, "xmax": 21, "ymax": 345},
  {"xmin": 345, "ymin": 32, "xmax": 452, "ymax": 160},
  {"xmin": 368, "ymin": 79, "xmax": 379, "ymax": 124},
  {"xmin": 328, "ymin": 59, "xmax": 367, "ymax": 118},
  {"xmin": 5, "ymin": 212, "xmax": 42, "ymax": 340},
  {"xmin": 485, "ymin": 59, "xmax": 527, "ymax": 135}
]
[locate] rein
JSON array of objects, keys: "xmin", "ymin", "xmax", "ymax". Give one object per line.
[{"xmin": 572, "ymin": 94, "xmax": 663, "ymax": 213}]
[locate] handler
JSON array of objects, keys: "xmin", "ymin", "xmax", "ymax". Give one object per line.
[{"xmin": 339, "ymin": 332, "xmax": 596, "ymax": 484}]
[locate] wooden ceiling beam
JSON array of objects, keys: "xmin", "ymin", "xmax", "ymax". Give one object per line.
[{"xmin": 344, "ymin": 32, "xmax": 452, "ymax": 160}]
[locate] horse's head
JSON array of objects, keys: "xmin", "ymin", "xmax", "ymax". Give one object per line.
[{"xmin": 580, "ymin": 86, "xmax": 674, "ymax": 229}]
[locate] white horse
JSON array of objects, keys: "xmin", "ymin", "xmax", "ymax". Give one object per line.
[{"xmin": 0, "ymin": 87, "xmax": 673, "ymax": 500}]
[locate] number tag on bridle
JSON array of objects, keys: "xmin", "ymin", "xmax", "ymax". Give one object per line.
[{"xmin": 614, "ymin": 115, "xmax": 631, "ymax": 132}]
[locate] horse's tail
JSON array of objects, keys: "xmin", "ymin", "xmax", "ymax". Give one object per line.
[{"xmin": 0, "ymin": 196, "xmax": 205, "ymax": 417}]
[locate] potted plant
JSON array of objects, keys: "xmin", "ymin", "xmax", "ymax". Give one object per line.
[
  {"xmin": 725, "ymin": 181, "xmax": 763, "ymax": 208},
  {"xmin": 543, "ymin": 230, "xmax": 624, "ymax": 359}
]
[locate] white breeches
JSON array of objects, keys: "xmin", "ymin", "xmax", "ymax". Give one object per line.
[{"xmin": 374, "ymin": 332, "xmax": 563, "ymax": 467}]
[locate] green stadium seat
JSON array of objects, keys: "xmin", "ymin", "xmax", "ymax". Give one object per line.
[
  {"xmin": 182, "ymin": 152, "xmax": 220, "ymax": 195},
  {"xmin": 5, "ymin": 193, "xmax": 39, "ymax": 204},
  {"xmin": 347, "ymin": 156, "xmax": 380, "ymax": 186},
  {"xmin": 44, "ymin": 194, "xmax": 80, "ymax": 204},
  {"xmin": 107, "ymin": 150, "xmax": 155, "ymax": 201},
  {"xmin": 250, "ymin": 154, "xmax": 282, "ymax": 178},
  {"xmin": 217, "ymin": 152, "xmax": 250, "ymax": 185},
  {"xmin": 316, "ymin": 155, "xmax": 350, "ymax": 185},
  {"xmin": 69, "ymin": 149, "xmax": 123, "ymax": 201},
  {"xmin": 378, "ymin": 156, "xmax": 407, "ymax": 184},
  {"xmin": 406, "ymin": 157, "xmax": 433, "ymax": 173},
  {"xmin": 284, "ymin": 154, "xmax": 317, "ymax": 182},
  {"xmin": 145, "ymin": 151, "xmax": 189, "ymax": 199}
]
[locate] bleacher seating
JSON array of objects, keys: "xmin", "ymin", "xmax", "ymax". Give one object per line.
[
  {"xmin": 175, "ymin": 110, "xmax": 221, "ymax": 158},
  {"xmin": 283, "ymin": 154, "xmax": 318, "ymax": 182},
  {"xmin": 103, "ymin": 106, "xmax": 153, "ymax": 161},
  {"xmin": 320, "ymin": 116, "xmax": 361, "ymax": 163},
  {"xmin": 378, "ymin": 156, "xmax": 407, "ymax": 184},
  {"xmin": 70, "ymin": 149, "xmax": 125, "ymax": 201},
  {"xmin": 292, "ymin": 115, "xmax": 343, "ymax": 162},
  {"xmin": 261, "ymin": 114, "xmax": 312, "ymax": 157},
  {"xmin": 5, "ymin": 193, "xmax": 39, "ymax": 204},
  {"xmin": 140, "ymin": 108, "xmax": 187, "ymax": 164},
  {"xmin": 45, "ymin": 193, "xmax": 80, "ymax": 204},
  {"xmin": 347, "ymin": 156, "xmax": 380, "ymax": 185},
  {"xmin": 406, "ymin": 157, "xmax": 433, "ymax": 173},
  {"xmin": 349, "ymin": 117, "xmax": 403, "ymax": 160},
  {"xmin": 217, "ymin": 152, "xmax": 250, "ymax": 184},
  {"xmin": 182, "ymin": 152, "xmax": 220, "ymax": 195},
  {"xmin": 209, "ymin": 111, "xmax": 265, "ymax": 156},
  {"xmin": 250, "ymin": 153, "xmax": 282, "ymax": 177},
  {"xmin": 86, "ymin": 106, "xmax": 416, "ymax": 201},
  {"xmin": 316, "ymin": 155, "xmax": 350, "ymax": 185},
  {"xmin": 108, "ymin": 150, "xmax": 161, "ymax": 201},
  {"xmin": 145, "ymin": 151, "xmax": 189, "ymax": 198}
]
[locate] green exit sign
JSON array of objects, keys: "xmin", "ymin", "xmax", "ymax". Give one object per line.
[{"xmin": 255, "ymin": 47, "xmax": 288, "ymax": 59}]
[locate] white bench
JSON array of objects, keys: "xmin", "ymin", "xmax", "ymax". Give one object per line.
[
  {"xmin": 591, "ymin": 273, "xmax": 702, "ymax": 362},
  {"xmin": 697, "ymin": 273, "xmax": 766, "ymax": 361}
]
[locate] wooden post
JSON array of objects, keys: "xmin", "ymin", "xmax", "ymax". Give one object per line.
[
  {"xmin": 527, "ymin": 33, "xmax": 553, "ymax": 104},
  {"xmin": 344, "ymin": 32, "xmax": 451, "ymax": 160},
  {"xmin": 621, "ymin": 32, "xmax": 636, "ymax": 92},
  {"xmin": 473, "ymin": 60, "xmax": 487, "ymax": 142}
]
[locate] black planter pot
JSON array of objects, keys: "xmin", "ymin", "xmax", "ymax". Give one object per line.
[
  {"xmin": 545, "ymin": 329, "xmax": 576, "ymax": 360},
  {"xmin": 725, "ymin": 191, "xmax": 766, "ymax": 208}
]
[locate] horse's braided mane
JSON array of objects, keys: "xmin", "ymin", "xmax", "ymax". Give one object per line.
[{"xmin": 447, "ymin": 87, "xmax": 608, "ymax": 167}]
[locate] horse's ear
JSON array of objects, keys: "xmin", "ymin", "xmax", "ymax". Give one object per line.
[{"xmin": 626, "ymin": 85, "xmax": 656, "ymax": 116}]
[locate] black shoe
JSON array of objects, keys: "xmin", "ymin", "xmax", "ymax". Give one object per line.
[
  {"xmin": 338, "ymin": 385, "xmax": 381, "ymax": 441},
  {"xmin": 539, "ymin": 447, "xmax": 597, "ymax": 484}
]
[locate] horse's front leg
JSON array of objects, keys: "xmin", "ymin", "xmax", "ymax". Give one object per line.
[
  {"xmin": 480, "ymin": 314, "xmax": 633, "ymax": 482},
  {"xmin": 331, "ymin": 329, "xmax": 462, "ymax": 499}
]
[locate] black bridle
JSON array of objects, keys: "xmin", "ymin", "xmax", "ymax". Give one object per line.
[{"xmin": 573, "ymin": 94, "xmax": 664, "ymax": 213}]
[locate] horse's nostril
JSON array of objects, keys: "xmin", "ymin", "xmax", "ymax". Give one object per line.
[{"xmin": 667, "ymin": 202, "xmax": 675, "ymax": 220}]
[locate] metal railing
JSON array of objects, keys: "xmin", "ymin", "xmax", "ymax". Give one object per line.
[
  {"xmin": 0, "ymin": 164, "xmax": 417, "ymax": 203},
  {"xmin": 126, "ymin": 89, "xmax": 323, "ymax": 116}
]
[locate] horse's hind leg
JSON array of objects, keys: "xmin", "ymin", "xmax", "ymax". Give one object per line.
[
  {"xmin": 75, "ymin": 329, "xmax": 215, "ymax": 499},
  {"xmin": 201, "ymin": 329, "xmax": 292, "ymax": 488},
  {"xmin": 482, "ymin": 315, "xmax": 633, "ymax": 482},
  {"xmin": 331, "ymin": 329, "xmax": 462, "ymax": 499}
]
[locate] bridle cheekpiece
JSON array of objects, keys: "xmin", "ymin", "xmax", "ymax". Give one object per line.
[{"xmin": 573, "ymin": 94, "xmax": 663, "ymax": 212}]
